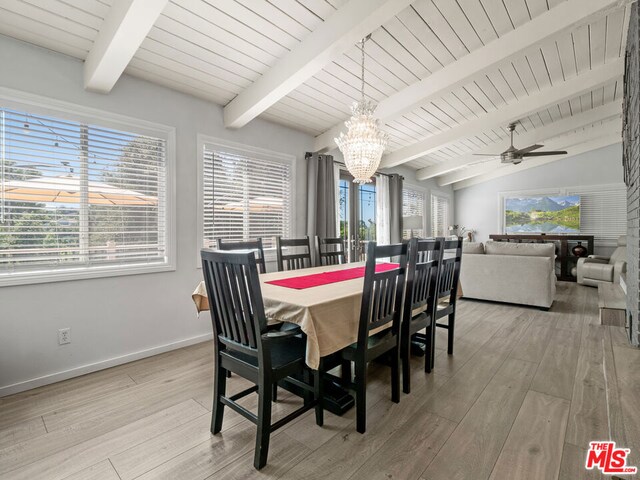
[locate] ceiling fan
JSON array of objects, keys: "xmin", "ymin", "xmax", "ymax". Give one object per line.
[{"xmin": 473, "ymin": 123, "xmax": 568, "ymax": 165}]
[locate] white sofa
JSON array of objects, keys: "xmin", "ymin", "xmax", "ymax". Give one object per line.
[
  {"xmin": 577, "ymin": 235, "xmax": 627, "ymax": 287},
  {"xmin": 460, "ymin": 241, "xmax": 556, "ymax": 309}
]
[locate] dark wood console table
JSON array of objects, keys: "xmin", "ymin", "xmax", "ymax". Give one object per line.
[{"xmin": 489, "ymin": 234, "xmax": 595, "ymax": 282}]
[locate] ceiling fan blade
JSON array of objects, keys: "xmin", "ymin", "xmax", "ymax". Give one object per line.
[
  {"xmin": 516, "ymin": 144, "xmax": 543, "ymax": 154},
  {"xmin": 472, "ymin": 153, "xmax": 501, "ymax": 156},
  {"xmin": 521, "ymin": 150, "xmax": 568, "ymax": 157}
]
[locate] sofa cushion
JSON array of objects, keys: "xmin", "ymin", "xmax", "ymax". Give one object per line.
[
  {"xmin": 605, "ymin": 234, "xmax": 628, "ymax": 266},
  {"xmin": 462, "ymin": 242, "xmax": 484, "ymax": 254},
  {"xmin": 460, "ymin": 253, "xmax": 555, "ymax": 308},
  {"xmin": 485, "ymin": 241, "xmax": 554, "ymax": 259},
  {"xmin": 580, "ymin": 261, "xmax": 614, "ymax": 282},
  {"xmin": 609, "ymin": 245, "xmax": 627, "ymax": 265}
]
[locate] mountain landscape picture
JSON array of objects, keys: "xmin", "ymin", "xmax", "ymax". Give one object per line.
[{"xmin": 505, "ymin": 195, "xmax": 580, "ymax": 234}]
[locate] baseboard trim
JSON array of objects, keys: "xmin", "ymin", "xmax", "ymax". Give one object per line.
[{"xmin": 0, "ymin": 332, "xmax": 213, "ymax": 397}]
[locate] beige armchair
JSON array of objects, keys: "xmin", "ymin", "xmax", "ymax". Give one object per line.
[{"xmin": 577, "ymin": 235, "xmax": 627, "ymax": 287}]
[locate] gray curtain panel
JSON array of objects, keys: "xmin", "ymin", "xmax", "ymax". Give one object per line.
[
  {"xmin": 306, "ymin": 153, "xmax": 337, "ymax": 263},
  {"xmin": 388, "ymin": 173, "xmax": 403, "ymax": 244}
]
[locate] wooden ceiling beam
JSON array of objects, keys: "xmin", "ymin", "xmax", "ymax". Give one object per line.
[
  {"xmin": 451, "ymin": 134, "xmax": 621, "ymax": 190},
  {"xmin": 440, "ymin": 124, "xmax": 621, "ymax": 189},
  {"xmin": 416, "ymin": 100, "xmax": 622, "ymax": 180},
  {"xmin": 84, "ymin": 0, "xmax": 167, "ymax": 93},
  {"xmin": 314, "ymin": 0, "xmax": 631, "ymax": 154},
  {"xmin": 223, "ymin": 0, "xmax": 412, "ymax": 129},
  {"xmin": 381, "ymin": 58, "xmax": 623, "ymax": 168}
]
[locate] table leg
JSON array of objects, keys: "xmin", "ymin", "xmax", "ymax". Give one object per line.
[{"xmin": 279, "ymin": 375, "xmax": 355, "ymax": 416}]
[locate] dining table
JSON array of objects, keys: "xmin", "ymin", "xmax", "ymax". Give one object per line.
[
  {"xmin": 192, "ymin": 261, "xmax": 401, "ymax": 369},
  {"xmin": 192, "ymin": 261, "xmax": 398, "ymax": 415}
]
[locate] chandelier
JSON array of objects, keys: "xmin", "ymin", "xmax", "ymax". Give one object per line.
[{"xmin": 335, "ymin": 35, "xmax": 388, "ymax": 184}]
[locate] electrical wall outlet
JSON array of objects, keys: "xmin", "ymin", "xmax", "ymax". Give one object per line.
[{"xmin": 58, "ymin": 328, "xmax": 71, "ymax": 345}]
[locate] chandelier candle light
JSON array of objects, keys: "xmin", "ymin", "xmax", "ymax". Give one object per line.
[{"xmin": 335, "ymin": 35, "xmax": 388, "ymax": 184}]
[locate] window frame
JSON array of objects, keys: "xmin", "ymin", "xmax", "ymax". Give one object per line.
[
  {"xmin": 0, "ymin": 87, "xmax": 176, "ymax": 287},
  {"xmin": 196, "ymin": 134, "xmax": 296, "ymax": 268},
  {"xmin": 402, "ymin": 184, "xmax": 427, "ymax": 239},
  {"xmin": 430, "ymin": 192, "xmax": 450, "ymax": 238}
]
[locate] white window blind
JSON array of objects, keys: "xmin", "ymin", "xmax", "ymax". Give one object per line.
[
  {"xmin": 402, "ymin": 187, "xmax": 425, "ymax": 239},
  {"xmin": 567, "ymin": 186, "xmax": 627, "ymax": 243},
  {"xmin": 431, "ymin": 194, "xmax": 449, "ymax": 237},
  {"xmin": 0, "ymin": 107, "xmax": 168, "ymax": 279},
  {"xmin": 203, "ymin": 147, "xmax": 291, "ymax": 250}
]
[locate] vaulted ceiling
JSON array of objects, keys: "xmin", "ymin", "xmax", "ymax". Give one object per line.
[{"xmin": 0, "ymin": 0, "xmax": 630, "ymax": 188}]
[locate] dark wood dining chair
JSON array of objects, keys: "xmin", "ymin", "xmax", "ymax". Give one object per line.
[
  {"xmin": 429, "ymin": 237, "xmax": 463, "ymax": 370},
  {"xmin": 276, "ymin": 236, "xmax": 313, "ymax": 271},
  {"xmin": 200, "ymin": 249, "xmax": 322, "ymax": 470},
  {"xmin": 315, "ymin": 236, "xmax": 347, "ymax": 266},
  {"xmin": 216, "ymin": 238, "xmax": 266, "ymax": 274},
  {"xmin": 338, "ymin": 241, "xmax": 407, "ymax": 434},
  {"xmin": 401, "ymin": 237, "xmax": 444, "ymax": 393}
]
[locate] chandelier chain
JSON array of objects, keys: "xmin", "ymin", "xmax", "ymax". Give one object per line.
[{"xmin": 360, "ymin": 38, "xmax": 365, "ymax": 103}]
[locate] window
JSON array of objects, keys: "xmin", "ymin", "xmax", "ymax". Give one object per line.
[
  {"xmin": 358, "ymin": 181, "xmax": 376, "ymax": 242},
  {"xmin": 336, "ymin": 172, "xmax": 376, "ymax": 260},
  {"xmin": 431, "ymin": 194, "xmax": 449, "ymax": 237},
  {"xmin": 338, "ymin": 177, "xmax": 349, "ymax": 240},
  {"xmin": 201, "ymin": 141, "xmax": 292, "ymax": 251},
  {"xmin": 0, "ymin": 104, "xmax": 173, "ymax": 285},
  {"xmin": 402, "ymin": 186, "xmax": 425, "ymax": 239}
]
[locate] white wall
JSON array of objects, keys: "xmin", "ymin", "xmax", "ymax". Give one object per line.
[
  {"xmin": 454, "ymin": 143, "xmax": 624, "ymax": 254},
  {"xmin": 0, "ymin": 36, "xmax": 315, "ymax": 395}
]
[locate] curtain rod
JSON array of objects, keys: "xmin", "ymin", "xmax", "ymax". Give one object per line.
[{"xmin": 305, "ymin": 152, "xmax": 402, "ymax": 180}]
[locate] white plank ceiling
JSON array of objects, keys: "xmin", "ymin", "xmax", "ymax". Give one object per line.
[{"xmin": 0, "ymin": 0, "xmax": 628, "ymax": 187}]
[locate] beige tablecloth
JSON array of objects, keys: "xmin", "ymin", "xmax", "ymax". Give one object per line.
[
  {"xmin": 192, "ymin": 281, "xmax": 210, "ymax": 313},
  {"xmin": 193, "ymin": 263, "xmax": 367, "ymax": 369}
]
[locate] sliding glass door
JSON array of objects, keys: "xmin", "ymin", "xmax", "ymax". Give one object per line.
[{"xmin": 338, "ymin": 171, "xmax": 376, "ymax": 262}]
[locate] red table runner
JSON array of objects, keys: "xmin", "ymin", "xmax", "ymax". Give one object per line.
[{"xmin": 265, "ymin": 263, "xmax": 398, "ymax": 290}]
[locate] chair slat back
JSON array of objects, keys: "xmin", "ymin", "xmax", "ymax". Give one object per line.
[
  {"xmin": 405, "ymin": 238, "xmax": 443, "ymax": 320},
  {"xmin": 276, "ymin": 236, "xmax": 313, "ymax": 271},
  {"xmin": 437, "ymin": 237, "xmax": 463, "ymax": 300},
  {"xmin": 201, "ymin": 249, "xmax": 267, "ymax": 356},
  {"xmin": 316, "ymin": 236, "xmax": 346, "ymax": 266},
  {"xmin": 216, "ymin": 238, "xmax": 266, "ymax": 274},
  {"xmin": 358, "ymin": 242, "xmax": 408, "ymax": 344}
]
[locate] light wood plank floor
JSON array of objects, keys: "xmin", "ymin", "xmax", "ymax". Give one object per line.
[{"xmin": 1, "ymin": 282, "xmax": 639, "ymax": 480}]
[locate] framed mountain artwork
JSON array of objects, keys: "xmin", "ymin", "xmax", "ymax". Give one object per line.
[{"xmin": 504, "ymin": 195, "xmax": 580, "ymax": 234}]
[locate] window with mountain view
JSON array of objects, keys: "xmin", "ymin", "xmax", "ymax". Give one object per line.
[{"xmin": 0, "ymin": 107, "xmax": 169, "ymax": 284}]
